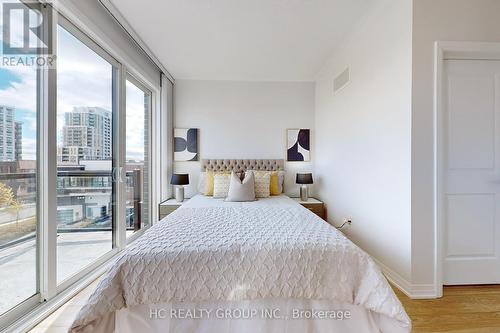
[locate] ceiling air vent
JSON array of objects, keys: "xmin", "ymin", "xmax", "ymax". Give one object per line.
[{"xmin": 333, "ymin": 67, "xmax": 350, "ymax": 93}]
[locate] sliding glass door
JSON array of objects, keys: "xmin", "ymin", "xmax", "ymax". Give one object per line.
[
  {"xmin": 125, "ymin": 77, "xmax": 151, "ymax": 238},
  {"xmin": 56, "ymin": 22, "xmax": 118, "ymax": 284}
]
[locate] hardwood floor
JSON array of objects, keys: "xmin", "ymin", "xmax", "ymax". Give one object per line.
[
  {"xmin": 28, "ymin": 279, "xmax": 500, "ymax": 332},
  {"xmin": 393, "ymin": 284, "xmax": 500, "ymax": 333}
]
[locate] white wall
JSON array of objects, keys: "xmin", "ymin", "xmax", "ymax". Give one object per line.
[
  {"xmin": 174, "ymin": 80, "xmax": 315, "ymax": 198},
  {"xmin": 411, "ymin": 0, "xmax": 500, "ymax": 287},
  {"xmin": 314, "ymin": 0, "xmax": 413, "ymax": 282}
]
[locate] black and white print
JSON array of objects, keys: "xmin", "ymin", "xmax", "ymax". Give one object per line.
[
  {"xmin": 174, "ymin": 128, "xmax": 198, "ymax": 161},
  {"xmin": 287, "ymin": 129, "xmax": 310, "ymax": 161}
]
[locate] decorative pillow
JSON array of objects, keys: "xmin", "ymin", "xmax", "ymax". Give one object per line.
[
  {"xmin": 226, "ymin": 171, "xmax": 255, "ymax": 202},
  {"xmin": 270, "ymin": 171, "xmax": 280, "ymax": 195},
  {"xmin": 203, "ymin": 171, "xmax": 215, "ymax": 196},
  {"xmin": 250, "ymin": 171, "xmax": 271, "ymax": 198},
  {"xmin": 213, "ymin": 173, "xmax": 231, "ymax": 198},
  {"xmin": 198, "ymin": 172, "xmax": 207, "ymax": 194}
]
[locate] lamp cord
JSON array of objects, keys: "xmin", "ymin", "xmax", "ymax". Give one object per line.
[
  {"xmin": 335, "ymin": 221, "xmax": 350, "ymax": 230},
  {"xmin": 335, "ymin": 219, "xmax": 352, "ymax": 230}
]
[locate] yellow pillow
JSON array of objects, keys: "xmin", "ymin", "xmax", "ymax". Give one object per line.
[
  {"xmin": 270, "ymin": 171, "xmax": 281, "ymax": 195},
  {"xmin": 204, "ymin": 171, "xmax": 214, "ymax": 196},
  {"xmin": 204, "ymin": 171, "xmax": 233, "ymax": 196}
]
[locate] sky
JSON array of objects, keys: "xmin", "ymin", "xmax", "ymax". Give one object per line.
[{"xmin": 0, "ymin": 0, "xmax": 146, "ymax": 162}]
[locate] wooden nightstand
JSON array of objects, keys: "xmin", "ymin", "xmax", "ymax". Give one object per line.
[
  {"xmin": 292, "ymin": 197, "xmax": 326, "ymax": 219},
  {"xmin": 159, "ymin": 198, "xmax": 189, "ymax": 220}
]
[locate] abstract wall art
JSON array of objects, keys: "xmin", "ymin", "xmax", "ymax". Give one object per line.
[
  {"xmin": 174, "ymin": 128, "xmax": 198, "ymax": 161},
  {"xmin": 287, "ymin": 129, "xmax": 310, "ymax": 161}
]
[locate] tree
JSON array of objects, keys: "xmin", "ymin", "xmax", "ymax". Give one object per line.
[
  {"xmin": 0, "ymin": 182, "xmax": 15, "ymax": 208},
  {"xmin": 0, "ymin": 182, "xmax": 22, "ymax": 225}
]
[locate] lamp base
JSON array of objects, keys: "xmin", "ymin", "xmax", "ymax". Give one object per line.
[
  {"xmin": 300, "ymin": 185, "xmax": 309, "ymax": 201},
  {"xmin": 175, "ymin": 186, "xmax": 184, "ymax": 202}
]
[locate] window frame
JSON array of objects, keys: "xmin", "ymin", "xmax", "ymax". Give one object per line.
[
  {"xmin": 54, "ymin": 14, "xmax": 121, "ymax": 293},
  {"xmin": 124, "ymin": 72, "xmax": 155, "ymax": 245},
  {"xmin": 0, "ymin": 1, "xmax": 50, "ymax": 329}
]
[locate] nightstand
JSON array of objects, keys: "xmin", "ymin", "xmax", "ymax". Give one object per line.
[
  {"xmin": 159, "ymin": 198, "xmax": 189, "ymax": 220},
  {"xmin": 292, "ymin": 197, "xmax": 326, "ymax": 219}
]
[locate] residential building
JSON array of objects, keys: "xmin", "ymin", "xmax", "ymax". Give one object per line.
[
  {"xmin": 0, "ymin": 106, "xmax": 22, "ymax": 162},
  {"xmin": 58, "ymin": 107, "xmax": 112, "ymax": 163},
  {"xmin": 14, "ymin": 122, "xmax": 22, "ymax": 161}
]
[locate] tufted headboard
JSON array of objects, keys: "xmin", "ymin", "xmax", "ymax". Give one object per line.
[{"xmin": 201, "ymin": 159, "xmax": 284, "ymax": 172}]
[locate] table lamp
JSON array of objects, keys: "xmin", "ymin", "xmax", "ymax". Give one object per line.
[
  {"xmin": 296, "ymin": 173, "xmax": 313, "ymax": 201},
  {"xmin": 171, "ymin": 173, "xmax": 189, "ymax": 202}
]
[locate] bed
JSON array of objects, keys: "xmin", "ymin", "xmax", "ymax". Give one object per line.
[{"xmin": 69, "ymin": 159, "xmax": 411, "ymax": 333}]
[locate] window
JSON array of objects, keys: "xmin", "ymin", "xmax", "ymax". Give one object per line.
[
  {"xmin": 125, "ymin": 77, "xmax": 152, "ymax": 237},
  {"xmin": 56, "ymin": 24, "xmax": 117, "ymax": 284},
  {"xmin": 0, "ymin": 2, "xmax": 162, "ymax": 328},
  {"xmin": 0, "ymin": 0, "xmax": 39, "ymax": 316}
]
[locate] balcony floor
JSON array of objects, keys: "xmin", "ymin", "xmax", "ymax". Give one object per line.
[{"xmin": 0, "ymin": 231, "xmax": 137, "ymax": 316}]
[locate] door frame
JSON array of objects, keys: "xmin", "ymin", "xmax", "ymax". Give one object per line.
[{"xmin": 434, "ymin": 41, "xmax": 500, "ymax": 298}]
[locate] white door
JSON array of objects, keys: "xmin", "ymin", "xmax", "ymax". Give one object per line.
[{"xmin": 443, "ymin": 59, "xmax": 500, "ymax": 285}]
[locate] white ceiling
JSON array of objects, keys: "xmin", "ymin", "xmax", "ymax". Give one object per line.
[{"xmin": 109, "ymin": 0, "xmax": 374, "ymax": 81}]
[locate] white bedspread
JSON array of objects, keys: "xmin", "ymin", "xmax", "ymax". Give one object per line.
[{"xmin": 70, "ymin": 195, "xmax": 410, "ymax": 332}]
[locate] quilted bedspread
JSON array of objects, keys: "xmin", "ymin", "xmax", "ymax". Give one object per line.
[{"xmin": 69, "ymin": 200, "xmax": 411, "ymax": 332}]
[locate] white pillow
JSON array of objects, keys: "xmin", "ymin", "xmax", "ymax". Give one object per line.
[
  {"xmin": 250, "ymin": 170, "xmax": 271, "ymax": 198},
  {"xmin": 198, "ymin": 172, "xmax": 206, "ymax": 193},
  {"xmin": 226, "ymin": 171, "xmax": 255, "ymax": 202},
  {"xmin": 213, "ymin": 173, "xmax": 231, "ymax": 198}
]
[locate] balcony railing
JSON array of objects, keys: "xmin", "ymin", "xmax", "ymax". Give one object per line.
[{"xmin": 0, "ymin": 168, "xmax": 142, "ymax": 249}]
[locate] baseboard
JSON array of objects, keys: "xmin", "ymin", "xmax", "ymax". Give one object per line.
[
  {"xmin": 410, "ymin": 283, "xmax": 439, "ymax": 299},
  {"xmin": 372, "ymin": 258, "xmax": 439, "ymax": 299},
  {"xmin": 372, "ymin": 257, "xmax": 413, "ymax": 297}
]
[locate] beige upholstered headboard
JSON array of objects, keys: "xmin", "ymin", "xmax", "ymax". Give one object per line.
[{"xmin": 201, "ymin": 159, "xmax": 284, "ymax": 172}]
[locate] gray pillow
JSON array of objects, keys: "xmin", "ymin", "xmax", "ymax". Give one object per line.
[{"xmin": 226, "ymin": 171, "xmax": 256, "ymax": 202}]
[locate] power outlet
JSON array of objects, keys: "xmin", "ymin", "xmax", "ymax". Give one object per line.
[{"xmin": 343, "ymin": 218, "xmax": 352, "ymax": 226}]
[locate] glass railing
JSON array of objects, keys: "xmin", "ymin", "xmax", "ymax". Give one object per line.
[
  {"xmin": 0, "ymin": 172, "xmax": 37, "ymax": 315},
  {"xmin": 0, "ymin": 172, "xmax": 37, "ymax": 248},
  {"xmin": 55, "ymin": 169, "xmax": 142, "ymax": 232},
  {"xmin": 0, "ymin": 169, "xmax": 143, "ymax": 245}
]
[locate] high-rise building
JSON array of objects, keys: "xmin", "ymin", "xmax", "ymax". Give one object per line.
[
  {"xmin": 58, "ymin": 107, "xmax": 112, "ymax": 163},
  {"xmin": 0, "ymin": 106, "xmax": 23, "ymax": 161},
  {"xmin": 15, "ymin": 121, "xmax": 23, "ymax": 161}
]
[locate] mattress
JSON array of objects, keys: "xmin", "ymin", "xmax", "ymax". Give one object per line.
[{"xmin": 70, "ymin": 195, "xmax": 411, "ymax": 333}]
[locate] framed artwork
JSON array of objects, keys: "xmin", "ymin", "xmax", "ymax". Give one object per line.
[
  {"xmin": 174, "ymin": 128, "xmax": 198, "ymax": 161},
  {"xmin": 287, "ymin": 129, "xmax": 310, "ymax": 161}
]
